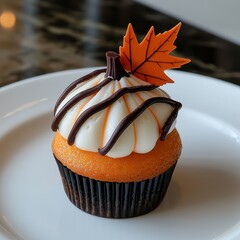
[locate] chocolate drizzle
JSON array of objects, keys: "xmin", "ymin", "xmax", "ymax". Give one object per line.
[
  {"xmin": 51, "ymin": 51, "xmax": 182, "ymax": 156},
  {"xmin": 54, "ymin": 68, "xmax": 106, "ymax": 114},
  {"xmin": 67, "ymin": 84, "xmax": 158, "ymax": 145},
  {"xmin": 51, "ymin": 77, "xmax": 113, "ymax": 131},
  {"xmin": 99, "ymin": 98, "xmax": 181, "ymax": 155}
]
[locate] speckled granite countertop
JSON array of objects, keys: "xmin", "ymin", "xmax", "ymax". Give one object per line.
[{"xmin": 0, "ymin": 0, "xmax": 239, "ymax": 87}]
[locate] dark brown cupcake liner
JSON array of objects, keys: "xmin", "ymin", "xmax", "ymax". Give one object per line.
[{"xmin": 54, "ymin": 155, "xmax": 177, "ymax": 218}]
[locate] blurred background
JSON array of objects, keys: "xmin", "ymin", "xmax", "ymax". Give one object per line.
[
  {"xmin": 0, "ymin": 0, "xmax": 239, "ymax": 87},
  {"xmin": 136, "ymin": 0, "xmax": 240, "ymax": 45}
]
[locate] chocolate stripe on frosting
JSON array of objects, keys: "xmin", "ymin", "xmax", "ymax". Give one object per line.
[
  {"xmin": 67, "ymin": 84, "xmax": 158, "ymax": 145},
  {"xmin": 98, "ymin": 97, "xmax": 181, "ymax": 155},
  {"xmin": 160, "ymin": 105, "xmax": 180, "ymax": 141},
  {"xmin": 54, "ymin": 68, "xmax": 106, "ymax": 114},
  {"xmin": 51, "ymin": 77, "xmax": 113, "ymax": 131}
]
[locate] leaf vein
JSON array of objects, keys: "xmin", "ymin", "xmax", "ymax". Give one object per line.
[
  {"xmin": 145, "ymin": 31, "xmax": 153, "ymax": 60},
  {"xmin": 132, "ymin": 28, "xmax": 178, "ymax": 73}
]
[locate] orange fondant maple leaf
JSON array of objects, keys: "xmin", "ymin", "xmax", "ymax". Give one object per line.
[{"xmin": 119, "ymin": 23, "xmax": 191, "ymax": 86}]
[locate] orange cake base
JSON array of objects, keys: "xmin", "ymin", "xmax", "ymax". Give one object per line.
[{"xmin": 52, "ymin": 129, "xmax": 182, "ymax": 183}]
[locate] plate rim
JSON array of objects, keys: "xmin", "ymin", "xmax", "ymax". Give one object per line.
[{"xmin": 0, "ymin": 68, "xmax": 240, "ymax": 240}]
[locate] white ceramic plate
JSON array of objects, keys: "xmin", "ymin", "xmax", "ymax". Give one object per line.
[{"xmin": 0, "ymin": 69, "xmax": 240, "ymax": 240}]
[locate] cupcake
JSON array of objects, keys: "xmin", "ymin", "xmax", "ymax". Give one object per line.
[{"xmin": 51, "ymin": 23, "xmax": 190, "ymax": 218}]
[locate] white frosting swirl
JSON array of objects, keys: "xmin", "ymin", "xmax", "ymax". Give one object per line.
[{"xmin": 56, "ymin": 72, "xmax": 176, "ymax": 158}]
